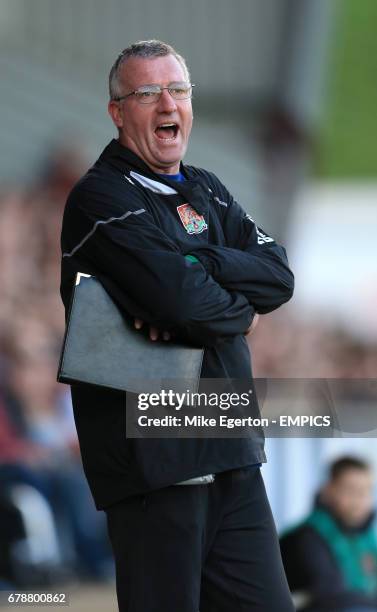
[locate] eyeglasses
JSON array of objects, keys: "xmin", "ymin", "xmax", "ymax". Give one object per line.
[{"xmin": 113, "ymin": 83, "xmax": 195, "ymax": 104}]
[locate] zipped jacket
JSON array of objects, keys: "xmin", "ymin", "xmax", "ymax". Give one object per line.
[{"xmin": 60, "ymin": 139, "xmax": 294, "ymax": 509}]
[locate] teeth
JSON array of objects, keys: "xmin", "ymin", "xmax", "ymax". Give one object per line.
[{"xmin": 159, "ymin": 123, "xmax": 176, "ymax": 128}]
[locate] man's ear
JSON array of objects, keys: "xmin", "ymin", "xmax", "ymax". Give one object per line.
[
  {"xmin": 108, "ymin": 100, "xmax": 124, "ymax": 128},
  {"xmin": 321, "ymin": 482, "xmax": 333, "ymax": 504}
]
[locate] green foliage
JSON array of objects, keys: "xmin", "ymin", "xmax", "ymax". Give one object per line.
[{"xmin": 316, "ymin": 0, "xmax": 377, "ymax": 177}]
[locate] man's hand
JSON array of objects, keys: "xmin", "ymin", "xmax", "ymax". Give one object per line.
[
  {"xmin": 244, "ymin": 313, "xmax": 259, "ymax": 337},
  {"xmin": 134, "ymin": 319, "xmax": 171, "ymax": 341}
]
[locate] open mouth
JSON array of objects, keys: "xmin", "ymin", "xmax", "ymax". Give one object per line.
[{"xmin": 155, "ymin": 123, "xmax": 179, "ymax": 140}]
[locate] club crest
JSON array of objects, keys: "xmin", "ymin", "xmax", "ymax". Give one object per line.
[{"xmin": 177, "ymin": 203, "xmax": 208, "ymax": 235}]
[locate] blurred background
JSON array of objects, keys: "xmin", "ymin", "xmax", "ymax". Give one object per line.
[{"xmin": 0, "ymin": 0, "xmax": 376, "ymax": 610}]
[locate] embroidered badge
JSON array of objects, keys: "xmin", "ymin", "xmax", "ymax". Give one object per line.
[{"xmin": 177, "ymin": 203, "xmax": 208, "ymax": 235}]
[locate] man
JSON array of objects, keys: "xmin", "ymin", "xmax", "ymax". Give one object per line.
[
  {"xmin": 280, "ymin": 456, "xmax": 377, "ymax": 611},
  {"xmin": 60, "ymin": 40, "xmax": 295, "ymax": 611}
]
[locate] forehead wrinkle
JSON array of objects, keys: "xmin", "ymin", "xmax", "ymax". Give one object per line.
[
  {"xmin": 119, "ymin": 56, "xmax": 186, "ymax": 93},
  {"xmin": 137, "ymin": 81, "xmax": 188, "ymax": 89}
]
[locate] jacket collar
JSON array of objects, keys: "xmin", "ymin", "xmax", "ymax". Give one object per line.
[
  {"xmin": 314, "ymin": 494, "xmax": 376, "ymax": 534},
  {"xmin": 99, "ymin": 139, "xmax": 208, "ymax": 214}
]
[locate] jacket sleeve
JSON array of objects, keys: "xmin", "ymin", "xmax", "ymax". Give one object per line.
[
  {"xmin": 280, "ymin": 526, "xmax": 377, "ymax": 609},
  {"xmin": 62, "ymin": 188, "xmax": 254, "ymax": 347},
  {"xmin": 187, "ymin": 180, "xmax": 294, "ymax": 314}
]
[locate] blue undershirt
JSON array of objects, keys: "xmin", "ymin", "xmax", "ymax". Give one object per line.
[{"xmin": 157, "ymin": 172, "xmax": 186, "ymax": 182}]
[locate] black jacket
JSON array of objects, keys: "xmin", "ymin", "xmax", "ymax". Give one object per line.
[
  {"xmin": 280, "ymin": 501, "xmax": 377, "ymax": 611},
  {"xmin": 60, "ymin": 139, "xmax": 294, "ymax": 509}
]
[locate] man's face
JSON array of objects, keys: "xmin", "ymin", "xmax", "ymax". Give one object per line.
[
  {"xmin": 108, "ymin": 54, "xmax": 193, "ymax": 174},
  {"xmin": 325, "ymin": 468, "xmax": 374, "ymax": 527}
]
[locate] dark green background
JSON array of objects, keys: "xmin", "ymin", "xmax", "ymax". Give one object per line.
[{"xmin": 316, "ymin": 0, "xmax": 377, "ymax": 177}]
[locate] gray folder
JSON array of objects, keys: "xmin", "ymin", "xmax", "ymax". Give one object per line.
[{"xmin": 57, "ymin": 273, "xmax": 204, "ymax": 395}]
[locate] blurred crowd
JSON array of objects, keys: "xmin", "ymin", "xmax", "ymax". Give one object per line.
[
  {"xmin": 0, "ymin": 143, "xmax": 376, "ymax": 589},
  {"xmin": 251, "ymin": 312, "xmax": 377, "ymax": 379},
  {"xmin": 0, "ymin": 145, "xmax": 113, "ymax": 588}
]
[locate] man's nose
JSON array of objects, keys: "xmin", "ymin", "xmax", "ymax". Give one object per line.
[{"xmin": 157, "ymin": 88, "xmax": 177, "ymax": 112}]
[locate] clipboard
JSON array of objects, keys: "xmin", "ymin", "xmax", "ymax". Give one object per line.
[{"xmin": 57, "ymin": 273, "xmax": 204, "ymax": 395}]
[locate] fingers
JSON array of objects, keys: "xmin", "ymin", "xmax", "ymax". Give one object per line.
[
  {"xmin": 149, "ymin": 328, "xmax": 171, "ymax": 341},
  {"xmin": 149, "ymin": 326, "xmax": 159, "ymax": 341},
  {"xmin": 134, "ymin": 319, "xmax": 171, "ymax": 341}
]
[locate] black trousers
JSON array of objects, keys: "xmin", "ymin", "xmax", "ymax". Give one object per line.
[{"xmin": 105, "ymin": 466, "xmax": 296, "ymax": 612}]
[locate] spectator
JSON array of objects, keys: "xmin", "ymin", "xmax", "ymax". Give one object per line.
[
  {"xmin": 280, "ymin": 456, "xmax": 377, "ymax": 611},
  {"xmin": 0, "ymin": 316, "xmax": 113, "ymax": 583}
]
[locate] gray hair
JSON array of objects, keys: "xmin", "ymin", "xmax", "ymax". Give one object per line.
[{"xmin": 109, "ymin": 39, "xmax": 190, "ymax": 100}]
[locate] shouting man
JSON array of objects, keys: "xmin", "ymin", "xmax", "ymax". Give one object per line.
[{"xmin": 60, "ymin": 40, "xmax": 295, "ymax": 612}]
